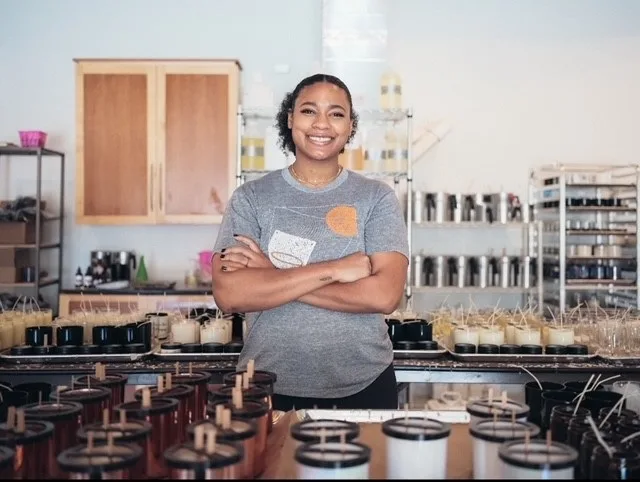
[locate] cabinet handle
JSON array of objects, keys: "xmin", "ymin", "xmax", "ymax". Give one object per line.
[
  {"xmin": 149, "ymin": 165, "xmax": 154, "ymax": 212},
  {"xmin": 158, "ymin": 164, "xmax": 164, "ymax": 211}
]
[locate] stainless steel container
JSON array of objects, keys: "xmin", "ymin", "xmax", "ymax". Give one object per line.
[
  {"xmin": 433, "ymin": 256, "xmax": 445, "ymax": 287},
  {"xmin": 412, "ymin": 191, "xmax": 426, "ymax": 223},
  {"xmin": 412, "ymin": 255, "xmax": 425, "ymax": 287},
  {"xmin": 164, "ymin": 440, "xmax": 243, "ymax": 480},
  {"xmin": 0, "ymin": 419, "xmax": 55, "ymax": 479},
  {"xmin": 58, "ymin": 387, "xmax": 112, "ymax": 425},
  {"xmin": 57, "ymin": 441, "xmax": 143, "ymax": 479},
  {"xmin": 448, "ymin": 194, "xmax": 463, "ymax": 223},
  {"xmin": 76, "ymin": 420, "xmax": 152, "ymax": 479},
  {"xmin": 426, "ymin": 192, "xmax": 446, "ymax": 223},
  {"xmin": 509, "ymin": 257, "xmax": 520, "ymax": 287},
  {"xmin": 466, "ymin": 256, "xmax": 479, "ymax": 286},
  {"xmin": 500, "ymin": 255, "xmax": 511, "ymax": 288},
  {"xmin": 478, "ymin": 256, "xmax": 489, "ymax": 288},
  {"xmin": 520, "ymin": 256, "xmax": 532, "ymax": 288}
]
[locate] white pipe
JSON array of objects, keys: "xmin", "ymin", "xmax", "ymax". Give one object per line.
[{"xmin": 411, "ymin": 119, "xmax": 452, "ymax": 164}]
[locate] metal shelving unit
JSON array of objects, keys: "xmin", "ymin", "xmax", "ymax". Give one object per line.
[
  {"xmin": 234, "ymin": 105, "xmax": 415, "ymax": 299},
  {"xmin": 0, "ymin": 146, "xmax": 64, "ymax": 312},
  {"xmin": 530, "ymin": 163, "xmax": 640, "ymax": 312}
]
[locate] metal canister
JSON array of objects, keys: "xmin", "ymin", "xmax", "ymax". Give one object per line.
[
  {"xmin": 500, "ymin": 256, "xmax": 511, "ymax": 288},
  {"xmin": 74, "ymin": 374, "xmax": 128, "ymax": 413},
  {"xmin": 0, "ymin": 446, "xmax": 14, "ymax": 479},
  {"xmin": 509, "ymin": 257, "xmax": 520, "ymax": 287},
  {"xmin": 207, "ymin": 399, "xmax": 269, "ymax": 478},
  {"xmin": 57, "ymin": 442, "xmax": 143, "ymax": 479},
  {"xmin": 77, "ymin": 419, "xmax": 152, "ymax": 479},
  {"xmin": 117, "ymin": 397, "xmax": 179, "ymax": 479},
  {"xmin": 448, "ymin": 194, "xmax": 463, "ymax": 223},
  {"xmin": 488, "ymin": 257, "xmax": 500, "ymax": 286},
  {"xmin": 426, "ymin": 192, "xmax": 446, "ymax": 223},
  {"xmin": 221, "ymin": 370, "xmax": 276, "ymax": 434},
  {"xmin": 466, "ymin": 257, "xmax": 479, "ymax": 286},
  {"xmin": 447, "ymin": 257, "xmax": 458, "ymax": 287},
  {"xmin": 58, "ymin": 387, "xmax": 111, "ymax": 425},
  {"xmin": 520, "ymin": 256, "xmax": 532, "ymax": 288},
  {"xmin": 456, "ymin": 256, "xmax": 467, "ymax": 288},
  {"xmin": 412, "ymin": 254, "xmax": 425, "ymax": 287},
  {"xmin": 478, "ymin": 256, "xmax": 489, "ymax": 288},
  {"xmin": 434, "ymin": 256, "xmax": 446, "ymax": 287},
  {"xmin": 412, "ymin": 191, "xmax": 426, "ymax": 222},
  {"xmin": 134, "ymin": 384, "xmax": 195, "ymax": 443},
  {"xmin": 22, "ymin": 400, "xmax": 83, "ymax": 477},
  {"xmin": 0, "ymin": 419, "xmax": 55, "ymax": 479},
  {"xmin": 164, "ymin": 439, "xmax": 243, "ymax": 480},
  {"xmin": 187, "ymin": 418, "xmax": 257, "ymax": 479},
  {"xmin": 172, "ymin": 371, "xmax": 211, "ymax": 423}
]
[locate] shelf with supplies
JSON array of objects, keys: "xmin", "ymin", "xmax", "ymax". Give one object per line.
[
  {"xmin": 235, "ymin": 105, "xmax": 416, "ymax": 300},
  {"xmin": 530, "ymin": 163, "xmax": 640, "ymax": 312}
]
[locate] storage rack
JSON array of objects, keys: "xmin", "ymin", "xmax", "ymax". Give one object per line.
[
  {"xmin": 529, "ymin": 163, "xmax": 640, "ymax": 312},
  {"xmin": 234, "ymin": 105, "xmax": 414, "ymax": 299},
  {"xmin": 0, "ymin": 146, "xmax": 64, "ymax": 313}
]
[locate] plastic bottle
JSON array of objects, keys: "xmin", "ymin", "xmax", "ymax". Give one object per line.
[{"xmin": 241, "ymin": 118, "xmax": 265, "ymax": 171}]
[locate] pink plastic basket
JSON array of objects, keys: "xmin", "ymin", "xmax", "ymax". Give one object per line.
[{"xmin": 18, "ymin": 131, "xmax": 47, "ymax": 148}]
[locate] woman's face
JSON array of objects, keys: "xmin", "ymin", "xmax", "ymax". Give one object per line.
[{"xmin": 288, "ymin": 82, "xmax": 353, "ymax": 162}]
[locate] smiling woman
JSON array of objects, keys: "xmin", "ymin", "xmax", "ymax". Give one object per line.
[{"xmin": 210, "ymin": 73, "xmax": 409, "ymax": 411}]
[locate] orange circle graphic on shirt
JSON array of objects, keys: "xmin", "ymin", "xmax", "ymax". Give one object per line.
[{"xmin": 326, "ymin": 205, "xmax": 358, "ymax": 237}]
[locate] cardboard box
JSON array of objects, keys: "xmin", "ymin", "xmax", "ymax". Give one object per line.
[
  {"xmin": 0, "ymin": 247, "xmax": 30, "ymax": 267},
  {"xmin": 0, "ymin": 267, "xmax": 20, "ymax": 284},
  {"xmin": 0, "ymin": 222, "xmax": 36, "ymax": 245}
]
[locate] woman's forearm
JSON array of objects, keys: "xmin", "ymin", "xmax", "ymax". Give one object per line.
[{"xmin": 212, "ymin": 256, "xmax": 337, "ymax": 313}]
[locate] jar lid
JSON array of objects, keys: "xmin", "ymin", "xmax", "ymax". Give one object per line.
[
  {"xmin": 498, "ymin": 439, "xmax": 579, "ymax": 470},
  {"xmin": 173, "ymin": 372, "xmax": 211, "ymax": 386},
  {"xmin": 500, "ymin": 344, "xmax": 521, "ymax": 354},
  {"xmin": 163, "ymin": 441, "xmax": 243, "ymax": 470},
  {"xmin": 551, "ymin": 404, "xmax": 589, "ymax": 419},
  {"xmin": 23, "ymin": 401, "xmax": 83, "ymax": 421},
  {"xmin": 470, "ymin": 419, "xmax": 540, "ymax": 443},
  {"xmin": 477, "ymin": 344, "xmax": 499, "ymax": 354},
  {"xmin": 135, "ymin": 384, "xmax": 194, "ymax": 401},
  {"xmin": 291, "ymin": 420, "xmax": 359, "ymax": 444},
  {"xmin": 467, "ymin": 399, "xmax": 530, "ymax": 418},
  {"xmin": 102, "ymin": 344, "xmax": 123, "ymax": 354},
  {"xmin": 75, "ymin": 374, "xmax": 128, "ymax": 389},
  {"xmin": 118, "ymin": 397, "xmax": 179, "ymax": 417},
  {"xmin": 33, "ymin": 346, "xmax": 54, "ymax": 356},
  {"xmin": 224, "ymin": 342, "xmax": 244, "ymax": 353},
  {"xmin": 186, "ymin": 419, "xmax": 257, "ymax": 442},
  {"xmin": 124, "ymin": 343, "xmax": 146, "ymax": 354},
  {"xmin": 382, "ymin": 417, "xmax": 450, "ymax": 441},
  {"xmin": 77, "ymin": 345, "xmax": 101, "ymax": 355},
  {"xmin": 454, "ymin": 343, "xmax": 476, "ymax": 354},
  {"xmin": 520, "ymin": 344, "xmax": 543, "ymax": 354},
  {"xmin": 294, "ymin": 441, "xmax": 371, "ymax": 469},
  {"xmin": 0, "ymin": 445, "xmax": 14, "ymax": 471},
  {"xmin": 77, "ymin": 420, "xmax": 152, "ymax": 444},
  {"xmin": 0, "ymin": 419, "xmax": 55, "ymax": 444},
  {"xmin": 212, "ymin": 384, "xmax": 268, "ymax": 402},
  {"xmin": 202, "ymin": 342, "xmax": 224, "ymax": 353},
  {"xmin": 10, "ymin": 345, "xmax": 34, "ymax": 356},
  {"xmin": 565, "ymin": 344, "xmax": 588, "ymax": 355},
  {"xmin": 545, "ymin": 344, "xmax": 567, "ymax": 355},
  {"xmin": 146, "ymin": 312, "xmax": 168, "ymax": 317},
  {"xmin": 57, "ymin": 442, "xmax": 143, "ymax": 475},
  {"xmin": 161, "ymin": 342, "xmax": 182, "ymax": 351},
  {"xmin": 181, "ymin": 343, "xmax": 202, "ymax": 353},
  {"xmin": 222, "ymin": 370, "xmax": 277, "ymax": 386},
  {"xmin": 207, "ymin": 399, "xmax": 268, "ymax": 419},
  {"xmin": 59, "ymin": 387, "xmax": 111, "ymax": 403}
]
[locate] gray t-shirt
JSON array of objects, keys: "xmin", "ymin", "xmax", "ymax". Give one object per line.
[{"xmin": 213, "ymin": 168, "xmax": 410, "ymax": 398}]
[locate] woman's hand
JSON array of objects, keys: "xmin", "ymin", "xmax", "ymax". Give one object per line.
[{"xmin": 220, "ymin": 235, "xmax": 275, "ymax": 272}]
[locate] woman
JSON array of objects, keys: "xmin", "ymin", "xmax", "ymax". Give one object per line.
[{"xmin": 211, "ymin": 73, "xmax": 409, "ymax": 410}]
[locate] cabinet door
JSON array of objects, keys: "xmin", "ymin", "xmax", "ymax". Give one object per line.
[
  {"xmin": 75, "ymin": 61, "xmax": 157, "ymax": 224},
  {"xmin": 156, "ymin": 61, "xmax": 240, "ymax": 224}
]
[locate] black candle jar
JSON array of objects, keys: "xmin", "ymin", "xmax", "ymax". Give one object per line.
[
  {"xmin": 590, "ymin": 446, "xmax": 640, "ymax": 479},
  {"xmin": 524, "ymin": 381, "xmax": 563, "ymax": 426},
  {"xmin": 540, "ymin": 390, "xmax": 576, "ymax": 431},
  {"xmin": 578, "ymin": 429, "xmax": 619, "ymax": 480},
  {"xmin": 549, "ymin": 404, "xmax": 589, "ymax": 444}
]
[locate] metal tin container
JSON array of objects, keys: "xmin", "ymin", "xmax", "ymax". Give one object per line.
[
  {"xmin": 58, "ymin": 387, "xmax": 112, "ymax": 425},
  {"xmin": 76, "ymin": 420, "xmax": 152, "ymax": 479},
  {"xmin": 172, "ymin": 372, "xmax": 211, "ymax": 423},
  {"xmin": 22, "ymin": 401, "xmax": 83, "ymax": 477},
  {"xmin": 134, "ymin": 385, "xmax": 195, "ymax": 443},
  {"xmin": 57, "ymin": 441, "xmax": 143, "ymax": 480},
  {"xmin": 426, "ymin": 192, "xmax": 446, "ymax": 223},
  {"xmin": 411, "ymin": 255, "xmax": 424, "ymax": 287},
  {"xmin": 290, "ymin": 419, "xmax": 360, "ymax": 449},
  {"xmin": 221, "ymin": 370, "xmax": 276, "ymax": 433},
  {"xmin": 164, "ymin": 440, "xmax": 243, "ymax": 480},
  {"xmin": 0, "ymin": 446, "xmax": 14, "ymax": 478},
  {"xmin": 412, "ymin": 190, "xmax": 426, "ymax": 223},
  {"xmin": 209, "ymin": 385, "xmax": 270, "ymax": 432},
  {"xmin": 207, "ymin": 399, "xmax": 269, "ymax": 477},
  {"xmin": 186, "ymin": 419, "xmax": 257, "ymax": 479},
  {"xmin": 74, "ymin": 374, "xmax": 128, "ymax": 412},
  {"xmin": 0, "ymin": 419, "xmax": 55, "ymax": 479},
  {"xmin": 116, "ymin": 397, "xmax": 179, "ymax": 478}
]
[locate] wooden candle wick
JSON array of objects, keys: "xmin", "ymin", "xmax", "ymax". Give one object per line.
[
  {"xmin": 102, "ymin": 408, "xmax": 109, "ymax": 428},
  {"xmin": 38, "ymin": 391, "xmax": 42, "ymax": 406},
  {"xmin": 165, "ymin": 373, "xmax": 173, "ymax": 390},
  {"xmin": 6, "ymin": 407, "xmax": 15, "ymax": 430},
  {"xmin": 546, "ymin": 430, "xmax": 552, "ymax": 463},
  {"xmin": 157, "ymin": 375, "xmax": 164, "ymax": 394},
  {"xmin": 142, "ymin": 388, "xmax": 151, "ymax": 409},
  {"xmin": 215, "ymin": 404, "xmax": 224, "ymax": 426},
  {"xmin": 524, "ymin": 430, "xmax": 530, "ymax": 461},
  {"xmin": 43, "ymin": 334, "xmax": 48, "ymax": 347},
  {"xmin": 340, "ymin": 431, "xmax": 346, "ymax": 453},
  {"xmin": 194, "ymin": 425, "xmax": 205, "ymax": 450},
  {"xmin": 206, "ymin": 428, "xmax": 217, "ymax": 454},
  {"xmin": 242, "ymin": 373, "xmax": 250, "ymax": 390},
  {"xmin": 16, "ymin": 409, "xmax": 25, "ymax": 433},
  {"xmin": 501, "ymin": 391, "xmax": 507, "ymax": 408},
  {"xmin": 107, "ymin": 432, "xmax": 115, "ymax": 455},
  {"xmin": 222, "ymin": 409, "xmax": 231, "ymax": 430},
  {"xmin": 87, "ymin": 431, "xmax": 95, "ymax": 452},
  {"xmin": 188, "ymin": 362, "xmax": 193, "ymax": 375},
  {"xmin": 247, "ymin": 359, "xmax": 255, "ymax": 379},
  {"xmin": 235, "ymin": 375, "xmax": 242, "ymax": 390},
  {"xmin": 175, "ymin": 362, "xmax": 180, "ymax": 375},
  {"xmin": 488, "ymin": 388, "xmax": 494, "ymax": 403},
  {"xmin": 119, "ymin": 409, "xmax": 126, "ymax": 429}
]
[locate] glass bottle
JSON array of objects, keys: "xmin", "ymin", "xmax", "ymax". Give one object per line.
[
  {"xmin": 241, "ymin": 118, "xmax": 265, "ymax": 170},
  {"xmin": 380, "ymin": 70, "xmax": 403, "ymax": 110},
  {"xmin": 338, "ymin": 130, "xmax": 364, "ymax": 171}
]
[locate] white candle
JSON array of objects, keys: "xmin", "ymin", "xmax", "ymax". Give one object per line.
[
  {"xmin": 295, "ymin": 441, "xmax": 370, "ymax": 479},
  {"xmin": 382, "ymin": 417, "xmax": 450, "ymax": 479},
  {"xmin": 479, "ymin": 327, "xmax": 505, "ymax": 346},
  {"xmin": 498, "ymin": 439, "xmax": 578, "ymax": 479},
  {"xmin": 171, "ymin": 320, "xmax": 199, "ymax": 344},
  {"xmin": 200, "ymin": 318, "xmax": 232, "ymax": 345},
  {"xmin": 466, "ymin": 398, "xmax": 530, "ymax": 427},
  {"xmin": 547, "ymin": 327, "xmax": 574, "ymax": 346},
  {"xmin": 505, "ymin": 324, "xmax": 517, "ymax": 344},
  {"xmin": 612, "ymin": 381, "xmax": 640, "ymax": 415},
  {"xmin": 515, "ymin": 327, "xmax": 541, "ymax": 346},
  {"xmin": 470, "ymin": 419, "xmax": 541, "ymax": 479},
  {"xmin": 291, "ymin": 420, "xmax": 360, "ymax": 450},
  {"xmin": 453, "ymin": 327, "xmax": 479, "ymax": 346}
]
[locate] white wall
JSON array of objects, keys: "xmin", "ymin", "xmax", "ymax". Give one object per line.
[{"xmin": 2, "ymin": 0, "xmax": 639, "ymax": 292}]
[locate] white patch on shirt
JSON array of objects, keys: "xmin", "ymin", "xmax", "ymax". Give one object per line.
[{"xmin": 268, "ymin": 229, "xmax": 316, "ymax": 269}]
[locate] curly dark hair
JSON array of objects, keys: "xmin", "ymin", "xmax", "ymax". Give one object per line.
[{"xmin": 275, "ymin": 73, "xmax": 359, "ymax": 155}]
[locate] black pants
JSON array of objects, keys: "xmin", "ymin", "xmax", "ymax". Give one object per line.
[{"xmin": 272, "ymin": 364, "xmax": 397, "ymax": 411}]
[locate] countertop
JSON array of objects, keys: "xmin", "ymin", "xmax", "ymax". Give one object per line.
[{"xmin": 60, "ymin": 285, "xmax": 213, "ymax": 296}]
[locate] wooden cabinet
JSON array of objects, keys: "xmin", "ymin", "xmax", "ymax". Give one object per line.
[{"xmin": 75, "ymin": 59, "xmax": 241, "ymax": 225}]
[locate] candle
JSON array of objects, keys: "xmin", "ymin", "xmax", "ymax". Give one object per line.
[
  {"xmin": 453, "ymin": 327, "xmax": 480, "ymax": 346},
  {"xmin": 290, "ymin": 420, "xmax": 360, "ymax": 449},
  {"xmin": 382, "ymin": 417, "xmax": 450, "ymax": 479},
  {"xmin": 515, "ymin": 327, "xmax": 541, "ymax": 346},
  {"xmin": 498, "ymin": 439, "xmax": 578, "ymax": 479},
  {"xmin": 479, "ymin": 327, "xmax": 505, "ymax": 346},
  {"xmin": 170, "ymin": 320, "xmax": 199, "ymax": 344},
  {"xmin": 295, "ymin": 441, "xmax": 370, "ymax": 479},
  {"xmin": 547, "ymin": 327, "xmax": 574, "ymax": 346},
  {"xmin": 466, "ymin": 398, "xmax": 530, "ymax": 426},
  {"xmin": 200, "ymin": 318, "xmax": 232, "ymax": 345},
  {"xmin": 470, "ymin": 419, "xmax": 540, "ymax": 479}
]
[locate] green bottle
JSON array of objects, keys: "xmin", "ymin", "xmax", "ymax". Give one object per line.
[{"xmin": 135, "ymin": 255, "xmax": 149, "ymax": 283}]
